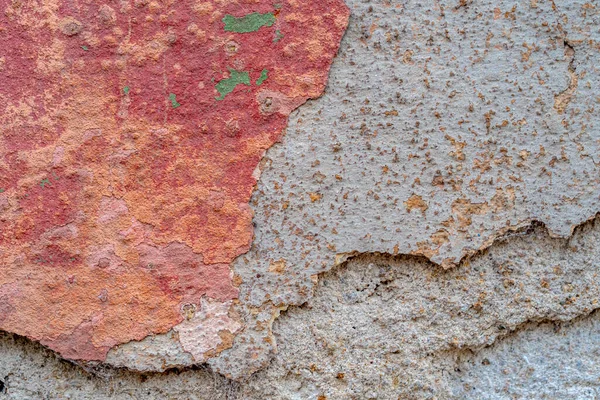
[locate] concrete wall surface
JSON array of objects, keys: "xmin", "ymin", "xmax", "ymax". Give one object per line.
[{"xmin": 1, "ymin": 0, "xmax": 600, "ymax": 398}]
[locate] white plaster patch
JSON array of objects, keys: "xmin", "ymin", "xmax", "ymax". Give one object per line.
[{"xmin": 174, "ymin": 299, "xmax": 241, "ymax": 362}]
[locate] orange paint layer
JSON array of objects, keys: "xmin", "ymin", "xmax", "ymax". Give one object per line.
[{"xmin": 0, "ymin": 0, "xmax": 349, "ymax": 360}]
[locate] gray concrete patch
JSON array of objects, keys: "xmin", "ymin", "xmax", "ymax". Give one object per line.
[{"xmin": 209, "ymin": 0, "xmax": 600, "ymax": 379}]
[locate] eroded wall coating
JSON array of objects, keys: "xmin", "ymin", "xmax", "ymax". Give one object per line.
[
  {"xmin": 0, "ymin": 0, "xmax": 349, "ymax": 361},
  {"xmin": 202, "ymin": 0, "xmax": 600, "ymax": 379}
]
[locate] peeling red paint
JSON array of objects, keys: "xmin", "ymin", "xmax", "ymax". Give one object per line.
[{"xmin": 0, "ymin": 0, "xmax": 349, "ymax": 360}]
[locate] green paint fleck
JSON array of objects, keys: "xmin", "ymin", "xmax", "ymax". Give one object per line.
[
  {"xmin": 274, "ymin": 30, "xmax": 284, "ymax": 42},
  {"xmin": 223, "ymin": 12, "xmax": 276, "ymax": 33},
  {"xmin": 0, "ymin": 189, "xmax": 4, "ymax": 193},
  {"xmin": 256, "ymin": 69, "xmax": 268, "ymax": 86},
  {"xmin": 169, "ymin": 93, "xmax": 181, "ymax": 108},
  {"xmin": 215, "ymin": 70, "xmax": 251, "ymax": 100},
  {"xmin": 123, "ymin": 86, "xmax": 130, "ymax": 95},
  {"xmin": 81, "ymin": 46, "xmax": 89, "ymax": 51},
  {"xmin": 40, "ymin": 178, "xmax": 51, "ymax": 188},
  {"xmin": 274, "ymin": 3, "xmax": 282, "ymax": 9}
]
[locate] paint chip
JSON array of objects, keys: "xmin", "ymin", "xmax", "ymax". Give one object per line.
[
  {"xmin": 223, "ymin": 12, "xmax": 276, "ymax": 33},
  {"xmin": 215, "ymin": 70, "xmax": 251, "ymax": 100},
  {"xmin": 169, "ymin": 93, "xmax": 181, "ymax": 108},
  {"xmin": 256, "ymin": 69, "xmax": 268, "ymax": 86}
]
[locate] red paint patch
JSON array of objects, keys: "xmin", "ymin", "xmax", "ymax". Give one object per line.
[{"xmin": 0, "ymin": 0, "xmax": 349, "ymax": 361}]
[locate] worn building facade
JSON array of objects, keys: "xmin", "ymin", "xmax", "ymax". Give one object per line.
[{"xmin": 1, "ymin": 0, "xmax": 600, "ymax": 398}]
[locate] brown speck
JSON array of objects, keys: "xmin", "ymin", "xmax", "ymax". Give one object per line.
[
  {"xmin": 181, "ymin": 303, "xmax": 197, "ymax": 320},
  {"xmin": 60, "ymin": 17, "xmax": 83, "ymax": 36},
  {"xmin": 309, "ymin": 192, "xmax": 323, "ymax": 202},
  {"xmin": 540, "ymin": 278, "xmax": 550, "ymax": 289},
  {"xmin": 97, "ymin": 258, "xmax": 110, "ymax": 269},
  {"xmin": 268, "ymin": 259, "xmax": 287, "ymax": 274},
  {"xmin": 404, "ymin": 194, "xmax": 428, "ymax": 215}
]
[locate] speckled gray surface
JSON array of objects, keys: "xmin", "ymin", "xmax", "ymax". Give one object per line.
[
  {"xmin": 237, "ymin": 220, "xmax": 600, "ymax": 399},
  {"xmin": 3, "ymin": 0, "xmax": 600, "ymax": 395},
  {"xmin": 209, "ymin": 0, "xmax": 600, "ymax": 379},
  {"xmin": 450, "ymin": 315, "xmax": 600, "ymax": 399}
]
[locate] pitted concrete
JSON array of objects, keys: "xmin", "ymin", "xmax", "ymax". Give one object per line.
[
  {"xmin": 208, "ymin": 0, "xmax": 600, "ymax": 379},
  {"xmin": 3, "ymin": 220, "xmax": 600, "ymax": 398},
  {"xmin": 2, "ymin": 0, "xmax": 600, "ymax": 395}
]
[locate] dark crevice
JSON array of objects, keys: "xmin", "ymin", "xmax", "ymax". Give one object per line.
[
  {"xmin": 445, "ymin": 307, "xmax": 600, "ymax": 364},
  {"xmin": 273, "ymin": 214, "xmax": 600, "ymax": 351},
  {"xmin": 337, "ymin": 213, "xmax": 600, "ymax": 275},
  {"xmin": 0, "ymin": 330, "xmax": 240, "ymax": 397}
]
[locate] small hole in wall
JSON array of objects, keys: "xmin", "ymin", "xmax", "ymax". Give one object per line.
[{"xmin": 0, "ymin": 378, "xmax": 5, "ymax": 393}]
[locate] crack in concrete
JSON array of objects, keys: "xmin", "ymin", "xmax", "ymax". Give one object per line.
[
  {"xmin": 443, "ymin": 306, "xmax": 600, "ymax": 360},
  {"xmin": 335, "ymin": 213, "xmax": 600, "ymax": 275},
  {"xmin": 2, "ymin": 211, "xmax": 600, "ymax": 396}
]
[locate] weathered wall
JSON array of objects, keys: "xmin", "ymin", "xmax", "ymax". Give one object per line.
[
  {"xmin": 3, "ymin": 221, "xmax": 600, "ymax": 399},
  {"xmin": 0, "ymin": 0, "xmax": 348, "ymax": 365},
  {"xmin": 2, "ymin": 0, "xmax": 600, "ymax": 398}
]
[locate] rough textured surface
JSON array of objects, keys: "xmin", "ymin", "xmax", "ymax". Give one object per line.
[
  {"xmin": 2, "ymin": 0, "xmax": 600, "ymax": 396},
  {"xmin": 208, "ymin": 0, "xmax": 600, "ymax": 379},
  {"xmin": 243, "ymin": 221, "xmax": 600, "ymax": 399},
  {"xmin": 2, "ymin": 221, "xmax": 600, "ymax": 398},
  {"xmin": 0, "ymin": 0, "xmax": 348, "ymax": 364}
]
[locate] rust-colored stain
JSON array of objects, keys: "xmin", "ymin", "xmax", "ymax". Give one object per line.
[{"xmin": 0, "ymin": 0, "xmax": 349, "ymax": 361}]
